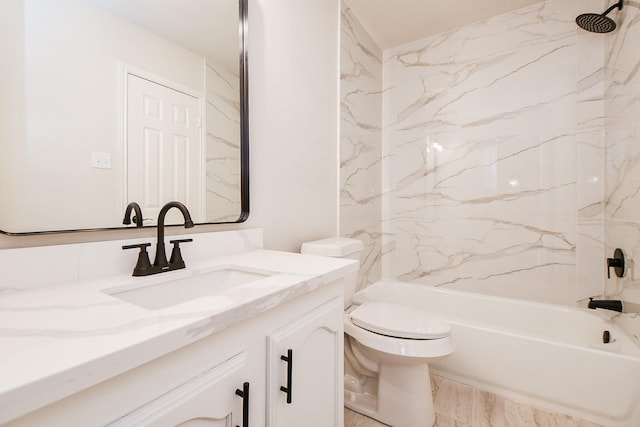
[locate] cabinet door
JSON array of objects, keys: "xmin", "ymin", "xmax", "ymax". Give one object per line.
[
  {"xmin": 108, "ymin": 352, "xmax": 253, "ymax": 427},
  {"xmin": 266, "ymin": 297, "xmax": 344, "ymax": 427}
]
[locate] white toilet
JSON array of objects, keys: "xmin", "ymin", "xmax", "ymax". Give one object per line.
[{"xmin": 301, "ymin": 237, "xmax": 453, "ymax": 427}]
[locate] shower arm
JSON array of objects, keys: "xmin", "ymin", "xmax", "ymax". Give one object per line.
[{"xmin": 602, "ymin": 0, "xmax": 624, "ymax": 16}]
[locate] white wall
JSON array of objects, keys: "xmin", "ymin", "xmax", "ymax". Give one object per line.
[
  {"xmin": 0, "ymin": 2, "xmax": 27, "ymax": 232},
  {"xmin": 241, "ymin": 0, "xmax": 340, "ymax": 251},
  {"xmin": 0, "ymin": 0, "xmax": 341, "ymax": 253}
]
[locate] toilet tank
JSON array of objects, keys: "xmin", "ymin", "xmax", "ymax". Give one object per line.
[{"xmin": 301, "ymin": 237, "xmax": 363, "ymax": 307}]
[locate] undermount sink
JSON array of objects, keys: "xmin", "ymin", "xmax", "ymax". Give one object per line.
[{"xmin": 104, "ymin": 267, "xmax": 274, "ymax": 310}]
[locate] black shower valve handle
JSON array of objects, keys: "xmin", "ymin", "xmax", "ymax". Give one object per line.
[{"xmin": 606, "ymin": 248, "xmax": 625, "ymax": 279}]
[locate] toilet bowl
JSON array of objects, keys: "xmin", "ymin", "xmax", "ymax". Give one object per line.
[{"xmin": 301, "ymin": 238, "xmax": 454, "ymax": 427}]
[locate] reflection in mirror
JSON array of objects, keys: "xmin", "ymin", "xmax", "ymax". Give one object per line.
[{"xmin": 1, "ymin": 0, "xmax": 248, "ymax": 234}]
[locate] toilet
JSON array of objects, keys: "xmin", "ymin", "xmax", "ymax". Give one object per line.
[{"xmin": 301, "ymin": 237, "xmax": 453, "ymax": 427}]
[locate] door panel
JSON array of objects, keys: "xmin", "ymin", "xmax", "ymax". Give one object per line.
[{"xmin": 127, "ymin": 74, "xmax": 202, "ymax": 224}]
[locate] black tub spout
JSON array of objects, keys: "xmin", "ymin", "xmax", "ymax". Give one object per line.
[{"xmin": 588, "ymin": 298, "xmax": 623, "ymax": 312}]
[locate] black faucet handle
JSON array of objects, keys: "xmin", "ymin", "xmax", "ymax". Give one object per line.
[
  {"xmin": 122, "ymin": 242, "xmax": 152, "ymax": 250},
  {"xmin": 169, "ymin": 238, "xmax": 193, "ymax": 244},
  {"xmin": 122, "ymin": 243, "xmax": 153, "ymax": 276},
  {"xmin": 169, "ymin": 239, "xmax": 193, "ymax": 269},
  {"xmin": 606, "ymin": 248, "xmax": 625, "ymax": 279}
]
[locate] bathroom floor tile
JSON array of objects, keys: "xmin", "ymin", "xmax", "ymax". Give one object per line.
[{"xmin": 345, "ymin": 408, "xmax": 390, "ymax": 427}]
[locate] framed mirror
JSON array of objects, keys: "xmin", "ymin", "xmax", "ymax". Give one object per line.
[{"xmin": 0, "ymin": 0, "xmax": 249, "ymax": 235}]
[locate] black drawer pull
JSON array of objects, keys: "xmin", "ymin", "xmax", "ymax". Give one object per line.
[
  {"xmin": 280, "ymin": 349, "xmax": 293, "ymax": 404},
  {"xmin": 235, "ymin": 381, "xmax": 249, "ymax": 427}
]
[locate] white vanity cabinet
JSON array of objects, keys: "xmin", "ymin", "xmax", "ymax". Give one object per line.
[
  {"xmin": 267, "ymin": 297, "xmax": 344, "ymax": 427},
  {"xmin": 107, "ymin": 350, "xmax": 257, "ymax": 427},
  {"xmin": 4, "ymin": 277, "xmax": 346, "ymax": 427}
]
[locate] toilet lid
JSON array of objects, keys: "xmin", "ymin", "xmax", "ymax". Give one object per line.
[{"xmin": 348, "ymin": 302, "xmax": 450, "ymax": 339}]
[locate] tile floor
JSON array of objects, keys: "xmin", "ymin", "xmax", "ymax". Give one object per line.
[
  {"xmin": 345, "ymin": 408, "xmax": 388, "ymax": 427},
  {"xmin": 343, "ymin": 374, "xmax": 605, "ymax": 427}
]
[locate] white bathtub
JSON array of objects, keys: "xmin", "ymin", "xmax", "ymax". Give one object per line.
[{"xmin": 352, "ymin": 280, "xmax": 640, "ymax": 426}]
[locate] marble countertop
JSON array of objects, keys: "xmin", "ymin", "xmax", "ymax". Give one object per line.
[{"xmin": 0, "ymin": 249, "xmax": 357, "ymax": 424}]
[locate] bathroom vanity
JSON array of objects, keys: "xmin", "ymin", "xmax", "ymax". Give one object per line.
[{"xmin": 0, "ymin": 230, "xmax": 357, "ymax": 426}]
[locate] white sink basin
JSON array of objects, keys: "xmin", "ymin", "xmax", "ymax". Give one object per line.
[{"xmin": 104, "ymin": 267, "xmax": 274, "ymax": 310}]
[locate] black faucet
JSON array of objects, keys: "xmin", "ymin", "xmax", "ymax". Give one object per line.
[
  {"xmin": 153, "ymin": 201, "xmax": 195, "ymax": 269},
  {"xmin": 122, "ymin": 201, "xmax": 194, "ymax": 276},
  {"xmin": 123, "ymin": 202, "xmax": 144, "ymax": 227}
]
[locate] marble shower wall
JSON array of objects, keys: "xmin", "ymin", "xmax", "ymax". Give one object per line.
[
  {"xmin": 340, "ymin": 2, "xmax": 383, "ymax": 291},
  {"xmin": 341, "ymin": 0, "xmax": 638, "ymax": 310},
  {"xmin": 603, "ymin": 3, "xmax": 640, "ymax": 343},
  {"xmin": 381, "ymin": 0, "xmax": 608, "ymax": 305}
]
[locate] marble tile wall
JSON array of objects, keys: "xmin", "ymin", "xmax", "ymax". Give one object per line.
[
  {"xmin": 342, "ymin": 0, "xmax": 640, "ymax": 319},
  {"xmin": 603, "ymin": 2, "xmax": 640, "ymax": 344},
  {"xmin": 342, "ymin": 0, "xmax": 638, "ymax": 307},
  {"xmin": 340, "ymin": 2, "xmax": 383, "ymax": 291},
  {"xmin": 575, "ymin": 0, "xmax": 607, "ymax": 304},
  {"xmin": 379, "ymin": 0, "xmax": 610, "ymax": 306}
]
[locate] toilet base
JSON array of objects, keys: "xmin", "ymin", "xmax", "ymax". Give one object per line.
[{"xmin": 344, "ymin": 361, "xmax": 435, "ymax": 427}]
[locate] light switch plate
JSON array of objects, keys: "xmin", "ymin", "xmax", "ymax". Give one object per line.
[{"xmin": 91, "ymin": 151, "xmax": 112, "ymax": 169}]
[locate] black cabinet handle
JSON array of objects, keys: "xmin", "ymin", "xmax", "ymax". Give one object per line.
[
  {"xmin": 280, "ymin": 349, "xmax": 293, "ymax": 404},
  {"xmin": 235, "ymin": 381, "xmax": 249, "ymax": 427}
]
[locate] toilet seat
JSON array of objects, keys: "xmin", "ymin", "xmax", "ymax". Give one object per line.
[
  {"xmin": 344, "ymin": 302, "xmax": 454, "ymax": 360},
  {"xmin": 347, "ymin": 302, "xmax": 450, "ymax": 339}
]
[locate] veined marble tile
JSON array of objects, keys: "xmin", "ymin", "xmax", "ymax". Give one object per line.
[
  {"xmin": 341, "ymin": 214, "xmax": 382, "ymax": 292},
  {"xmin": 604, "ymin": 125, "xmax": 640, "ymax": 221},
  {"xmin": 393, "ymin": 132, "xmax": 577, "ymax": 223},
  {"xmin": 340, "ymin": 1, "xmax": 383, "ymax": 291},
  {"xmin": 603, "ymin": 220, "xmax": 640, "ymax": 347},
  {"xmin": 503, "ymin": 400, "xmax": 603, "ymax": 427},
  {"xmin": 344, "ymin": 408, "xmax": 388, "ymax": 427},
  {"xmin": 431, "ymin": 374, "xmax": 604, "ymax": 427},
  {"xmin": 575, "ymin": 0, "xmax": 605, "ymax": 132},
  {"xmin": 380, "ymin": 0, "xmax": 584, "ymax": 304},
  {"xmin": 383, "ymin": 1, "xmax": 574, "ymax": 135},
  {"xmin": 604, "ymin": 3, "xmax": 640, "ymax": 226},
  {"xmin": 604, "ymin": 0, "xmax": 640, "ymax": 315},
  {"xmin": 576, "ymin": 218, "xmax": 605, "ymax": 301},
  {"xmin": 606, "ymin": 3, "xmax": 640, "ymax": 76},
  {"xmin": 576, "ymin": 130, "xmax": 605, "ymax": 218},
  {"xmin": 431, "ymin": 375, "xmax": 474, "ymax": 425},
  {"xmin": 390, "ymin": 216, "xmax": 576, "ymax": 304}
]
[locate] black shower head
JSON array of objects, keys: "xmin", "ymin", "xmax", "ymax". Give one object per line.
[{"xmin": 576, "ymin": 0, "xmax": 623, "ymax": 33}]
